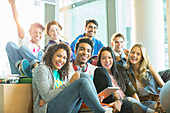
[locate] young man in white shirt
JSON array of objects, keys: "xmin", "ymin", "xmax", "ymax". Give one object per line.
[{"xmin": 68, "ymin": 38, "xmax": 97, "ymax": 80}]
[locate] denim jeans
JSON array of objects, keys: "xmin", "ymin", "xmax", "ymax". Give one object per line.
[
  {"xmin": 160, "ymin": 81, "xmax": 170, "ymax": 113},
  {"xmin": 5, "ymin": 42, "xmax": 41, "ymax": 75},
  {"xmin": 47, "ymin": 73, "xmax": 105, "ymax": 113}
]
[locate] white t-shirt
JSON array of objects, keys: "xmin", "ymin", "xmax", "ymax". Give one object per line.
[
  {"xmin": 19, "ymin": 36, "xmax": 43, "ymax": 58},
  {"xmin": 68, "ymin": 62, "xmax": 97, "ymax": 81}
]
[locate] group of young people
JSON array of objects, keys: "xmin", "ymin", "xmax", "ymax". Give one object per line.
[{"xmin": 6, "ymin": 0, "xmax": 170, "ymax": 113}]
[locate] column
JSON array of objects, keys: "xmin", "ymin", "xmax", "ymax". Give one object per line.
[
  {"xmin": 166, "ymin": 0, "xmax": 170, "ymax": 68},
  {"xmin": 132, "ymin": 0, "xmax": 165, "ymax": 70}
]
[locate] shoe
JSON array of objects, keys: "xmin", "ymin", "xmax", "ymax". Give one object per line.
[
  {"xmin": 132, "ymin": 103, "xmax": 144, "ymax": 113},
  {"xmin": 19, "ymin": 59, "xmax": 32, "ymax": 77},
  {"xmin": 103, "ymin": 106, "xmax": 113, "ymax": 113}
]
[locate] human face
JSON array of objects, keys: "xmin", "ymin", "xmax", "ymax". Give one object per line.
[
  {"xmin": 129, "ymin": 46, "xmax": 143, "ymax": 66},
  {"xmin": 112, "ymin": 37, "xmax": 124, "ymax": 54},
  {"xmin": 48, "ymin": 25, "xmax": 61, "ymax": 41},
  {"xmin": 75, "ymin": 43, "xmax": 92, "ymax": 66},
  {"xmin": 30, "ymin": 27, "xmax": 43, "ymax": 44},
  {"xmin": 52, "ymin": 49, "xmax": 67, "ymax": 71},
  {"xmin": 85, "ymin": 22, "xmax": 98, "ymax": 38},
  {"xmin": 100, "ymin": 50, "xmax": 113, "ymax": 71}
]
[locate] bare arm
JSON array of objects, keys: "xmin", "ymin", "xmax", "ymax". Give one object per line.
[
  {"xmin": 109, "ymin": 92, "xmax": 122, "ymax": 112},
  {"xmin": 9, "ymin": 0, "xmax": 24, "ymax": 39},
  {"xmin": 149, "ymin": 64, "xmax": 165, "ymax": 87},
  {"xmin": 69, "ymin": 72, "xmax": 80, "ymax": 83}
]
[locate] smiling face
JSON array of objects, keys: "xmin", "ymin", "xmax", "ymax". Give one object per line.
[
  {"xmin": 129, "ymin": 46, "xmax": 143, "ymax": 66},
  {"xmin": 52, "ymin": 49, "xmax": 67, "ymax": 70},
  {"xmin": 100, "ymin": 50, "xmax": 113, "ymax": 72},
  {"xmin": 30, "ymin": 27, "xmax": 43, "ymax": 44},
  {"xmin": 112, "ymin": 37, "xmax": 124, "ymax": 54},
  {"xmin": 75, "ymin": 43, "xmax": 92, "ymax": 66},
  {"xmin": 48, "ymin": 25, "xmax": 61, "ymax": 41},
  {"xmin": 85, "ymin": 22, "xmax": 98, "ymax": 38}
]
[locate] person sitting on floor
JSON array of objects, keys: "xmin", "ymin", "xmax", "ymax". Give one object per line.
[{"xmin": 32, "ymin": 43, "xmax": 111, "ymax": 113}]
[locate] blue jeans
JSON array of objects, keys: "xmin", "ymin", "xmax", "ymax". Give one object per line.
[
  {"xmin": 47, "ymin": 73, "xmax": 105, "ymax": 113},
  {"xmin": 122, "ymin": 97, "xmax": 148, "ymax": 113},
  {"xmin": 160, "ymin": 81, "xmax": 170, "ymax": 113},
  {"xmin": 5, "ymin": 42, "xmax": 41, "ymax": 75}
]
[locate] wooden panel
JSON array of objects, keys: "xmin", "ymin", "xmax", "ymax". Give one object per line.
[
  {"xmin": 0, "ymin": 85, "xmax": 4, "ymax": 113},
  {"xmin": 0, "ymin": 84, "xmax": 33, "ymax": 113}
]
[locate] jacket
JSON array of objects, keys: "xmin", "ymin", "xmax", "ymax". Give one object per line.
[
  {"xmin": 116, "ymin": 64, "xmax": 137, "ymax": 97},
  {"xmin": 32, "ymin": 64, "xmax": 70, "ymax": 113},
  {"xmin": 126, "ymin": 66, "xmax": 159, "ymax": 96}
]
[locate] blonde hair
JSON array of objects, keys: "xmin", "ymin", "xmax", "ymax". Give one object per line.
[{"xmin": 125, "ymin": 44, "xmax": 149, "ymax": 79}]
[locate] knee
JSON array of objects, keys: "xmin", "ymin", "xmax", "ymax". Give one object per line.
[
  {"xmin": 94, "ymin": 67, "xmax": 110, "ymax": 79},
  {"xmin": 80, "ymin": 73, "xmax": 91, "ymax": 80},
  {"xmin": 124, "ymin": 97, "xmax": 139, "ymax": 103},
  {"xmin": 6, "ymin": 42, "xmax": 15, "ymax": 52},
  {"xmin": 77, "ymin": 77, "xmax": 89, "ymax": 86}
]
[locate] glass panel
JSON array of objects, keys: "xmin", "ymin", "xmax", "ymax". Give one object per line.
[
  {"xmin": 59, "ymin": 0, "xmax": 107, "ymax": 45},
  {"xmin": 163, "ymin": 0, "xmax": 169, "ymax": 69},
  {"xmin": 59, "ymin": 0, "xmax": 85, "ymax": 8},
  {"xmin": 116, "ymin": 0, "xmax": 132, "ymax": 49}
]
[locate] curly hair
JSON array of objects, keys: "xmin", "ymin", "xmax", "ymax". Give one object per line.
[
  {"xmin": 42, "ymin": 43, "xmax": 71, "ymax": 81},
  {"xmin": 125, "ymin": 44, "xmax": 149, "ymax": 80},
  {"xmin": 97, "ymin": 47, "xmax": 126, "ymax": 91},
  {"xmin": 75, "ymin": 38, "xmax": 94, "ymax": 55}
]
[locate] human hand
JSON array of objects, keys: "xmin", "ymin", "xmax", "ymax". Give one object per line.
[
  {"xmin": 109, "ymin": 100, "xmax": 121, "ymax": 112},
  {"xmin": 69, "ymin": 72, "xmax": 80, "ymax": 83},
  {"xmin": 39, "ymin": 99, "xmax": 46, "ymax": 107},
  {"xmin": 8, "ymin": 0, "xmax": 16, "ymax": 6},
  {"xmin": 124, "ymin": 49, "xmax": 129, "ymax": 55},
  {"xmin": 99, "ymin": 96, "xmax": 104, "ymax": 103}
]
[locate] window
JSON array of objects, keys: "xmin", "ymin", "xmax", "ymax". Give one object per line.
[
  {"xmin": 0, "ymin": 0, "xmax": 44, "ymax": 75},
  {"xmin": 59, "ymin": 0, "xmax": 107, "ymax": 45}
]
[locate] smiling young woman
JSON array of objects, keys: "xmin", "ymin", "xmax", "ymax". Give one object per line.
[{"xmin": 125, "ymin": 43, "xmax": 170, "ymax": 112}]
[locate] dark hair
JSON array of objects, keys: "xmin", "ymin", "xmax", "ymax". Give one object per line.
[
  {"xmin": 97, "ymin": 47, "xmax": 126, "ymax": 91},
  {"xmin": 29, "ymin": 23, "xmax": 45, "ymax": 32},
  {"xmin": 42, "ymin": 43, "xmax": 70, "ymax": 81},
  {"xmin": 85, "ymin": 19, "xmax": 98, "ymax": 28},
  {"xmin": 75, "ymin": 38, "xmax": 94, "ymax": 54},
  {"xmin": 46, "ymin": 21, "xmax": 62, "ymax": 36}
]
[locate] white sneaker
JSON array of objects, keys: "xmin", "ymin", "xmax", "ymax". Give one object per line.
[{"xmin": 104, "ymin": 107, "xmax": 113, "ymax": 113}]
